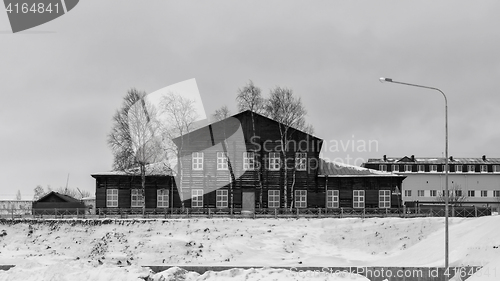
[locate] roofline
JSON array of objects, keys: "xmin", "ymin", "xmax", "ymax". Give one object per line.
[{"xmin": 317, "ymin": 174, "xmax": 406, "ymax": 178}]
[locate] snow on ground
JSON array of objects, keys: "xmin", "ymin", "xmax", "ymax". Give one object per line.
[{"xmin": 0, "ymin": 216, "xmax": 499, "ymax": 280}]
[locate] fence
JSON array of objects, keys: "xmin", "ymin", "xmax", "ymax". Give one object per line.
[{"xmin": 0, "ymin": 206, "xmax": 494, "ymax": 219}]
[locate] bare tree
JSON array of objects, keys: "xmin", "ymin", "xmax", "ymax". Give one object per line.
[
  {"xmin": 15, "ymin": 190, "xmax": 22, "ymax": 200},
  {"xmin": 264, "ymin": 87, "xmax": 311, "ymax": 209},
  {"xmin": 436, "ymin": 183, "xmax": 467, "ymax": 206},
  {"xmin": 108, "ymin": 88, "xmax": 164, "ymax": 214},
  {"xmin": 236, "ymin": 80, "xmax": 265, "ymax": 114},
  {"xmin": 33, "ymin": 185, "xmax": 45, "ymax": 201},
  {"xmin": 212, "ymin": 105, "xmax": 231, "ymax": 122},
  {"xmin": 159, "ymin": 92, "xmax": 199, "ymax": 209}
]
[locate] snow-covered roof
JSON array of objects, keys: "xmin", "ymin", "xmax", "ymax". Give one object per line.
[
  {"xmin": 91, "ymin": 161, "xmax": 174, "ymax": 177},
  {"xmin": 366, "ymin": 156, "xmax": 500, "ymax": 164},
  {"xmin": 318, "ymin": 159, "xmax": 404, "ymax": 177}
]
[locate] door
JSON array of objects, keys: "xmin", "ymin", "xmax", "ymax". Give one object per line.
[{"xmin": 242, "ymin": 192, "xmax": 255, "ymax": 212}]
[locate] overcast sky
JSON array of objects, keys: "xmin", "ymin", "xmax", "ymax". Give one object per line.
[{"xmin": 1, "ymin": 1, "xmax": 500, "ymax": 199}]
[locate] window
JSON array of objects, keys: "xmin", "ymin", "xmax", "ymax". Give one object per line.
[
  {"xmin": 379, "ymin": 190, "xmax": 391, "ymax": 208},
  {"xmin": 157, "ymin": 189, "xmax": 169, "ymax": 208},
  {"xmin": 243, "ymin": 152, "xmax": 255, "ymax": 170},
  {"xmin": 481, "ymin": 190, "xmax": 488, "ymax": 197},
  {"xmin": 216, "ymin": 190, "xmax": 228, "ymax": 208},
  {"xmin": 404, "ymin": 165, "xmax": 412, "ymax": 173},
  {"xmin": 442, "ymin": 165, "xmax": 449, "ymax": 172},
  {"xmin": 217, "ymin": 152, "xmax": 228, "ymax": 170},
  {"xmin": 191, "ymin": 189, "xmax": 203, "ymax": 208},
  {"xmin": 404, "ymin": 190, "xmax": 412, "ymax": 197},
  {"xmin": 455, "ymin": 165, "xmax": 463, "ymax": 173},
  {"xmin": 480, "ymin": 165, "xmax": 488, "ymax": 173},
  {"xmin": 268, "ymin": 152, "xmax": 281, "ymax": 171},
  {"xmin": 417, "ymin": 190, "xmax": 425, "ymax": 197},
  {"xmin": 295, "ymin": 152, "xmax": 307, "ymax": 171},
  {"xmin": 131, "ymin": 189, "xmax": 144, "ymax": 208},
  {"xmin": 353, "ymin": 190, "xmax": 365, "ymax": 208},
  {"xmin": 379, "ymin": 165, "xmax": 387, "ymax": 172},
  {"xmin": 268, "ymin": 190, "xmax": 280, "ymax": 208},
  {"xmin": 192, "ymin": 152, "xmax": 204, "ymax": 170},
  {"xmin": 494, "ymin": 190, "xmax": 500, "ymax": 197},
  {"xmin": 295, "ymin": 190, "xmax": 307, "ymax": 208},
  {"xmin": 392, "ymin": 165, "xmax": 399, "ymax": 172},
  {"xmin": 418, "ymin": 165, "xmax": 425, "ymax": 172},
  {"xmin": 430, "ymin": 165, "xmax": 438, "ymax": 172},
  {"xmin": 468, "ymin": 190, "xmax": 475, "ymax": 197},
  {"xmin": 493, "ymin": 165, "xmax": 500, "ymax": 173},
  {"xmin": 106, "ymin": 189, "xmax": 118, "ymax": 207},
  {"xmin": 430, "ymin": 190, "xmax": 437, "ymax": 197},
  {"xmin": 468, "ymin": 165, "xmax": 475, "ymax": 173},
  {"xmin": 327, "ymin": 190, "xmax": 339, "ymax": 208},
  {"xmin": 455, "ymin": 190, "xmax": 463, "ymax": 197}
]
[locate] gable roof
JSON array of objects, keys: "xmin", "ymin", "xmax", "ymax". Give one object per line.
[
  {"xmin": 172, "ymin": 110, "xmax": 322, "ymax": 146},
  {"xmin": 36, "ymin": 191, "xmax": 81, "ymax": 203},
  {"xmin": 365, "ymin": 156, "xmax": 500, "ymax": 165},
  {"xmin": 318, "ymin": 159, "xmax": 404, "ymax": 177}
]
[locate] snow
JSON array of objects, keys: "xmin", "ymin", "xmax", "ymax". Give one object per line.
[{"xmin": 1, "ymin": 216, "xmax": 500, "ymax": 280}]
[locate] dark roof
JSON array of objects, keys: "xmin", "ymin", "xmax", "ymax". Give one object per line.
[
  {"xmin": 366, "ymin": 156, "xmax": 500, "ymax": 165},
  {"xmin": 318, "ymin": 159, "xmax": 404, "ymax": 177},
  {"xmin": 36, "ymin": 191, "xmax": 81, "ymax": 203},
  {"xmin": 91, "ymin": 161, "xmax": 174, "ymax": 177}
]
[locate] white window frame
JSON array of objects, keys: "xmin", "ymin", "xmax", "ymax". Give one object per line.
[
  {"xmin": 468, "ymin": 190, "xmax": 475, "ymax": 197},
  {"xmin": 243, "ymin": 152, "xmax": 255, "ymax": 171},
  {"xmin": 417, "ymin": 190, "xmax": 425, "ymax": 197},
  {"xmin": 417, "ymin": 165, "xmax": 425, "ymax": 173},
  {"xmin": 404, "ymin": 190, "xmax": 412, "ymax": 197},
  {"xmin": 468, "ymin": 165, "xmax": 475, "ymax": 173},
  {"xmin": 216, "ymin": 190, "xmax": 228, "ymax": 208},
  {"xmin": 404, "ymin": 165, "xmax": 412, "ymax": 173},
  {"xmin": 106, "ymin": 189, "xmax": 118, "ymax": 208},
  {"xmin": 455, "ymin": 165, "xmax": 463, "ymax": 173},
  {"xmin": 494, "ymin": 190, "xmax": 500, "ymax": 197},
  {"xmin": 353, "ymin": 190, "xmax": 365, "ymax": 208},
  {"xmin": 268, "ymin": 152, "xmax": 281, "ymax": 171},
  {"xmin": 442, "ymin": 165, "xmax": 449, "ymax": 172},
  {"xmin": 379, "ymin": 190, "xmax": 391, "ymax": 208},
  {"xmin": 268, "ymin": 190, "xmax": 280, "ymax": 208},
  {"xmin": 392, "ymin": 165, "xmax": 399, "ymax": 172},
  {"xmin": 217, "ymin": 151, "xmax": 228, "ymax": 170},
  {"xmin": 157, "ymin": 189, "xmax": 169, "ymax": 208},
  {"xmin": 430, "ymin": 165, "xmax": 438, "ymax": 172},
  {"xmin": 481, "ymin": 190, "xmax": 488, "ymax": 197},
  {"xmin": 131, "ymin": 189, "xmax": 144, "ymax": 208},
  {"xmin": 480, "ymin": 165, "xmax": 488, "ymax": 173},
  {"xmin": 295, "ymin": 152, "xmax": 307, "ymax": 171},
  {"xmin": 455, "ymin": 189, "xmax": 463, "ymax": 197},
  {"xmin": 191, "ymin": 189, "xmax": 204, "ymax": 208},
  {"xmin": 493, "ymin": 165, "xmax": 500, "ymax": 173},
  {"xmin": 379, "ymin": 164, "xmax": 387, "ymax": 172},
  {"xmin": 192, "ymin": 152, "xmax": 204, "ymax": 170},
  {"xmin": 430, "ymin": 190, "xmax": 437, "ymax": 197},
  {"xmin": 326, "ymin": 190, "xmax": 339, "ymax": 208},
  {"xmin": 295, "ymin": 190, "xmax": 307, "ymax": 208}
]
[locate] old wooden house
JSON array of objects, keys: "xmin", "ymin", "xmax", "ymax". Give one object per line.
[
  {"xmin": 32, "ymin": 191, "xmax": 86, "ymax": 215},
  {"xmin": 92, "ymin": 110, "xmax": 405, "ymax": 212}
]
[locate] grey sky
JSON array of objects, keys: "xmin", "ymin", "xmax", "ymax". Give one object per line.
[{"xmin": 1, "ymin": 1, "xmax": 499, "ymax": 199}]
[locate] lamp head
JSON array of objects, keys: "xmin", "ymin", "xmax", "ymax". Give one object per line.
[{"xmin": 379, "ymin": 77, "xmax": 393, "ymax": 83}]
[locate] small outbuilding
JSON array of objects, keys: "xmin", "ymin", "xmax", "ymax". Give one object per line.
[{"xmin": 32, "ymin": 191, "xmax": 87, "ymax": 216}]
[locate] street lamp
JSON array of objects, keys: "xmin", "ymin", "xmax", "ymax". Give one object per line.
[{"xmin": 379, "ymin": 77, "xmax": 449, "ymax": 270}]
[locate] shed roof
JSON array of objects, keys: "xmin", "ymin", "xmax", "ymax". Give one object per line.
[{"xmin": 319, "ymin": 159, "xmax": 404, "ymax": 177}]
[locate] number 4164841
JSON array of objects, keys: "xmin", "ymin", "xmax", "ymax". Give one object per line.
[{"xmin": 5, "ymin": 3, "xmax": 60, "ymax": 14}]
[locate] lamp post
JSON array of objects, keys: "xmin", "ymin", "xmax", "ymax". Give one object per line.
[{"xmin": 379, "ymin": 77, "xmax": 449, "ymax": 270}]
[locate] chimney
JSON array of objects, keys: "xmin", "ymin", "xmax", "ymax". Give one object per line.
[
  {"xmin": 383, "ymin": 155, "xmax": 387, "ymax": 162},
  {"xmin": 482, "ymin": 155, "xmax": 487, "ymax": 161},
  {"xmin": 411, "ymin": 155, "xmax": 415, "ymax": 162},
  {"xmin": 449, "ymin": 156, "xmax": 454, "ymax": 162}
]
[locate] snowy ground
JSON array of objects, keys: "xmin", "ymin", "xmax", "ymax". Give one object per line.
[{"xmin": 1, "ymin": 216, "xmax": 499, "ymax": 280}]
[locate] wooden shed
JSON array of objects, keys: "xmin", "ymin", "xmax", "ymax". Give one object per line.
[{"xmin": 32, "ymin": 191, "xmax": 86, "ymax": 216}]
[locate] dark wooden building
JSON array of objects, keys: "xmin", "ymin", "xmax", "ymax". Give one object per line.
[
  {"xmin": 93, "ymin": 110, "xmax": 405, "ymax": 212},
  {"xmin": 32, "ymin": 191, "xmax": 86, "ymax": 215}
]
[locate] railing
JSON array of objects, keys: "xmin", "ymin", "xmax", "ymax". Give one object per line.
[{"xmin": 0, "ymin": 206, "xmax": 495, "ymax": 220}]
